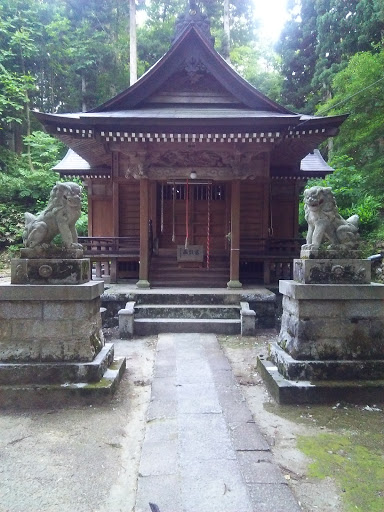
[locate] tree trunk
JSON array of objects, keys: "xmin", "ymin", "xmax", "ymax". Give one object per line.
[
  {"xmin": 223, "ymin": 0, "xmax": 231, "ymax": 62},
  {"xmin": 130, "ymin": 0, "xmax": 137, "ymax": 85},
  {"xmin": 19, "ymin": 48, "xmax": 34, "ymax": 171},
  {"xmin": 82, "ymin": 75, "xmax": 87, "ymax": 112}
]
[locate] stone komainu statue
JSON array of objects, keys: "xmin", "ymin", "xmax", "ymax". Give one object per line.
[
  {"xmin": 23, "ymin": 182, "xmax": 83, "ymax": 250},
  {"xmin": 301, "ymin": 186, "xmax": 359, "ymax": 251}
]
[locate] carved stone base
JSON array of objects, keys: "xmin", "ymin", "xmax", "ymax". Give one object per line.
[
  {"xmin": 300, "ymin": 248, "xmax": 361, "ymax": 260},
  {"xmin": 293, "ymin": 258, "xmax": 371, "ymax": 284},
  {"xmin": 11, "ymin": 258, "xmax": 90, "ymax": 285}
]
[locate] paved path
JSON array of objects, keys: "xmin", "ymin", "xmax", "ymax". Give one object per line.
[{"xmin": 135, "ymin": 333, "xmax": 301, "ymax": 512}]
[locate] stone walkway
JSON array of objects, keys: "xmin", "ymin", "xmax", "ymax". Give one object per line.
[{"xmin": 135, "ymin": 333, "xmax": 301, "ymax": 512}]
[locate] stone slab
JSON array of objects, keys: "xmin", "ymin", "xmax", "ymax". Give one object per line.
[
  {"xmin": 11, "ymin": 258, "xmax": 90, "ymax": 285},
  {"xmin": 177, "ymin": 383, "xmax": 222, "ymax": 414},
  {"xmin": 270, "ymin": 342, "xmax": 384, "ymax": 381},
  {"xmin": 216, "ymin": 385, "xmax": 255, "ymax": 425},
  {"xmin": 0, "ymin": 281, "xmax": 104, "ymax": 301},
  {"xmin": 141, "ymin": 418, "xmax": 178, "ymax": 444},
  {"xmin": 0, "ymin": 356, "xmax": 126, "ymax": 409},
  {"xmin": 247, "ymin": 482, "xmax": 302, "ymax": 512},
  {"xmin": 0, "ymin": 343, "xmax": 115, "ymax": 385},
  {"xmin": 293, "ymin": 258, "xmax": 371, "ymax": 284},
  {"xmin": 146, "ymin": 399, "xmax": 178, "ymax": 421},
  {"xmin": 139, "ymin": 440, "xmax": 178, "ymax": 476},
  {"xmin": 179, "ymin": 413, "xmax": 236, "ymax": 462},
  {"xmin": 135, "ymin": 475, "xmax": 182, "ymax": 512},
  {"xmin": 237, "ymin": 453, "xmax": 284, "ymax": 484},
  {"xmin": 180, "ymin": 459, "xmax": 253, "ymax": 512},
  {"xmin": 134, "ymin": 318, "xmax": 241, "ymax": 335},
  {"xmin": 279, "ymin": 280, "xmax": 384, "ymax": 300},
  {"xmin": 229, "ymin": 421, "xmax": 270, "ymax": 451},
  {"xmin": 257, "ymin": 356, "xmax": 384, "ymax": 405}
]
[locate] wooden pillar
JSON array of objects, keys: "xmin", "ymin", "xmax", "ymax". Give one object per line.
[
  {"xmin": 111, "ymin": 152, "xmax": 119, "ymax": 283},
  {"xmin": 87, "ymin": 180, "xmax": 93, "ymax": 236},
  {"xmin": 136, "ymin": 178, "xmax": 150, "ymax": 288},
  {"xmin": 227, "ymin": 179, "xmax": 242, "ymax": 289},
  {"xmin": 112, "ymin": 152, "xmax": 120, "ymax": 237}
]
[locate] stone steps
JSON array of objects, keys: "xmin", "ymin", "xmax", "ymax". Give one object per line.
[
  {"xmin": 119, "ymin": 293, "xmax": 249, "ymax": 336},
  {"xmin": 134, "ymin": 304, "xmax": 241, "ymax": 319},
  {"xmin": 133, "ymin": 300, "xmax": 242, "ymax": 334},
  {"xmin": 134, "ymin": 318, "xmax": 241, "ymax": 335},
  {"xmin": 130, "ymin": 292, "xmax": 241, "ymax": 306}
]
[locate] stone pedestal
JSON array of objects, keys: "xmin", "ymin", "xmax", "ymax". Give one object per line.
[
  {"xmin": 278, "ymin": 280, "xmax": 384, "ymax": 360},
  {"xmin": 0, "ymin": 270, "xmax": 126, "ymax": 408},
  {"xmin": 11, "ymin": 258, "xmax": 90, "ymax": 285},
  {"xmin": 294, "ymin": 258, "xmax": 371, "ymax": 285},
  {"xmin": 0, "ymin": 281, "xmax": 104, "ymax": 362},
  {"xmin": 258, "ymin": 257, "xmax": 384, "ymax": 404}
]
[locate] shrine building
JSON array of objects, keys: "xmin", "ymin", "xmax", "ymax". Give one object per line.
[{"xmin": 34, "ymin": 8, "xmax": 346, "ymax": 289}]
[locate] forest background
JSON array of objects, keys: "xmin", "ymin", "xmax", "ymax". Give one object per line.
[{"xmin": 0, "ymin": 0, "xmax": 383, "ymax": 260}]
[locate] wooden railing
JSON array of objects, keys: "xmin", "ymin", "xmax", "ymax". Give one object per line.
[
  {"xmin": 79, "ymin": 236, "xmax": 140, "ymax": 256},
  {"xmin": 78, "ymin": 236, "xmax": 304, "ymax": 284},
  {"xmin": 79, "ymin": 236, "xmax": 140, "ymax": 282},
  {"xmin": 240, "ymin": 238, "xmax": 304, "ymax": 284},
  {"xmin": 240, "ymin": 237, "xmax": 304, "ymax": 256}
]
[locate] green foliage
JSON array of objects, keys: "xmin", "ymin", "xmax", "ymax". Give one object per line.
[
  {"xmin": 0, "ymin": 203, "xmax": 24, "ymax": 249},
  {"xmin": 319, "ymin": 49, "xmax": 384, "ymax": 170},
  {"xmin": 0, "ymin": 63, "xmax": 34, "ymax": 126},
  {"xmin": 302, "ymin": 155, "xmax": 382, "ymax": 235},
  {"xmin": 0, "ymin": 131, "xmax": 63, "ymax": 203},
  {"xmin": 277, "ymin": 0, "xmax": 318, "ymax": 111},
  {"xmin": 230, "ymin": 44, "xmax": 283, "ymax": 102},
  {"xmin": 278, "ymin": 0, "xmax": 384, "ymax": 111},
  {"xmin": 0, "ymin": 132, "xmax": 65, "ymax": 248},
  {"xmin": 302, "ymin": 49, "xmax": 384, "ymax": 241}
]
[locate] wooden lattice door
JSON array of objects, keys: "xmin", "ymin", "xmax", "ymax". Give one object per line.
[{"xmin": 157, "ymin": 182, "xmax": 228, "ymax": 255}]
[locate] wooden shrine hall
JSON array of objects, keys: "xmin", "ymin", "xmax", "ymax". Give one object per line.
[{"xmin": 35, "ymin": 7, "xmax": 346, "ymax": 288}]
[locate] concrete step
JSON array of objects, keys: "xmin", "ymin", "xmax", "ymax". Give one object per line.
[
  {"xmin": 135, "ymin": 304, "xmax": 240, "ymax": 320},
  {"xmin": 130, "ymin": 292, "xmax": 242, "ymax": 305},
  {"xmin": 134, "ymin": 318, "xmax": 241, "ymax": 335}
]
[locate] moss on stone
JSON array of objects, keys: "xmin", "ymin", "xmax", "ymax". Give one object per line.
[
  {"xmin": 90, "ymin": 332, "xmax": 103, "ymax": 354},
  {"xmin": 85, "ymin": 377, "xmax": 111, "ymax": 389}
]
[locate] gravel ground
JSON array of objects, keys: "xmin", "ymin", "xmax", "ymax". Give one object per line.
[{"xmin": 0, "ymin": 335, "xmax": 156, "ymax": 512}]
